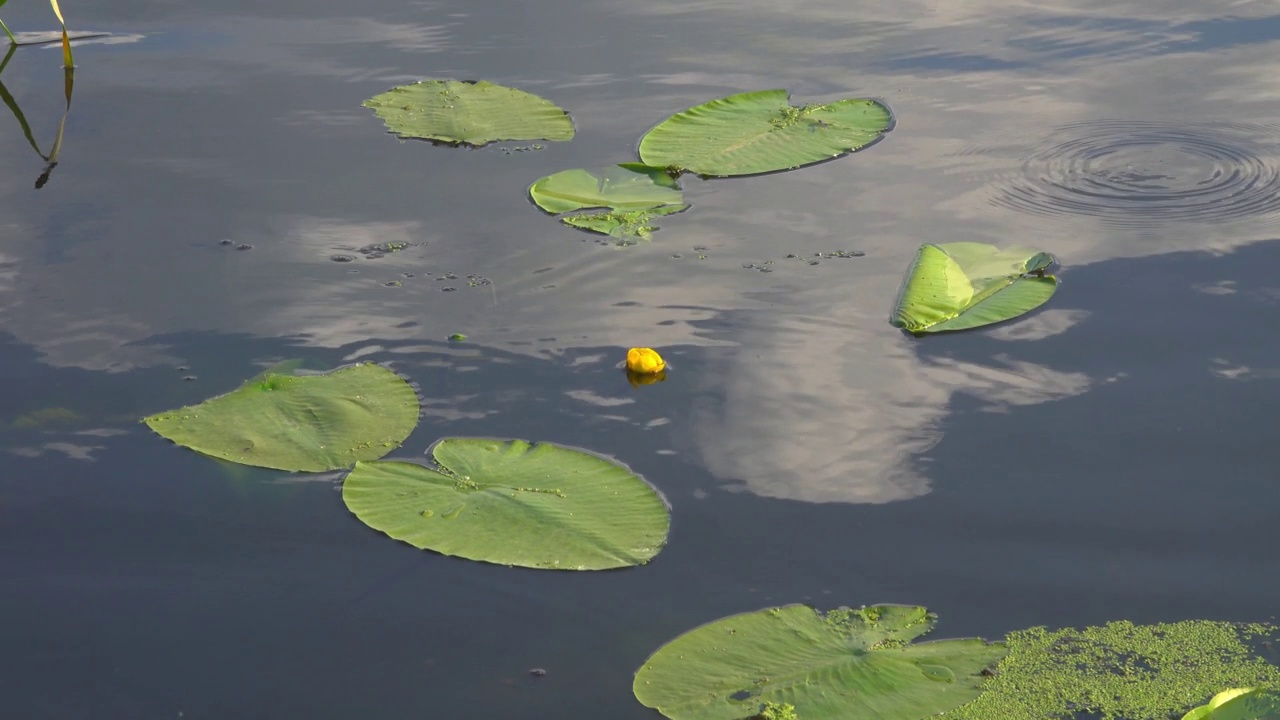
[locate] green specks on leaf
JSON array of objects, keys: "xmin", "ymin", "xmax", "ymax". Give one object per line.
[
  {"xmin": 890, "ymin": 242, "xmax": 1058, "ymax": 334},
  {"xmin": 752, "ymin": 702, "xmax": 799, "ymax": 720},
  {"xmin": 638, "ymin": 90, "xmax": 893, "ymax": 177},
  {"xmin": 562, "ymin": 204, "xmax": 689, "ymax": 244},
  {"xmin": 342, "ymin": 437, "xmax": 671, "ymax": 570},
  {"xmin": 632, "ymin": 604, "xmax": 1006, "ymax": 720},
  {"xmin": 362, "ymin": 79, "xmax": 574, "ymax": 147},
  {"xmin": 143, "ymin": 363, "xmax": 419, "ymax": 472},
  {"xmin": 940, "ymin": 620, "xmax": 1280, "ymax": 720}
]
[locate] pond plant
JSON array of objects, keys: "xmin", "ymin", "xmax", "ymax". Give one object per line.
[{"xmin": 0, "ymin": 0, "xmax": 74, "ymax": 66}]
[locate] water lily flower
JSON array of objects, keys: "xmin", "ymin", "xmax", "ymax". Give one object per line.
[{"xmin": 626, "ymin": 347, "xmax": 666, "ymax": 375}]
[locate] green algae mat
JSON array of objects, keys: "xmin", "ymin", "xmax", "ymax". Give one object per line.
[
  {"xmin": 939, "ymin": 619, "xmax": 1280, "ymax": 720},
  {"xmin": 342, "ymin": 437, "xmax": 670, "ymax": 570},
  {"xmin": 144, "ymin": 363, "xmax": 419, "ymax": 472}
]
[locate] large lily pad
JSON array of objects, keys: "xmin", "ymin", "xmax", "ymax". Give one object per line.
[
  {"xmin": 341, "ymin": 437, "xmax": 670, "ymax": 570},
  {"xmin": 529, "ymin": 163, "xmax": 687, "ymax": 242},
  {"xmin": 362, "ymin": 79, "xmax": 575, "ymax": 147},
  {"xmin": 632, "ymin": 604, "xmax": 1006, "ymax": 720},
  {"xmin": 1185, "ymin": 689, "xmax": 1280, "ymax": 720},
  {"xmin": 891, "ymin": 242, "xmax": 1057, "ymax": 334},
  {"xmin": 144, "ymin": 363, "xmax": 419, "ymax": 472},
  {"xmin": 638, "ymin": 90, "xmax": 893, "ymax": 177}
]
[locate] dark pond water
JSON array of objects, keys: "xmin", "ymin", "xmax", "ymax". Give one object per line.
[{"xmin": 2, "ymin": 0, "xmax": 1279, "ymax": 716}]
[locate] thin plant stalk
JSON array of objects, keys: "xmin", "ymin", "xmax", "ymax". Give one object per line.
[
  {"xmin": 47, "ymin": 0, "xmax": 71, "ymax": 67},
  {"xmin": 0, "ymin": 0, "xmax": 15, "ymax": 45}
]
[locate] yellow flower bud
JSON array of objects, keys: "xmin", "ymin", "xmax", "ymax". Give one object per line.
[{"xmin": 626, "ymin": 347, "xmax": 666, "ymax": 375}]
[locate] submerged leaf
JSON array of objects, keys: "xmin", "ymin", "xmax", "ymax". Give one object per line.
[
  {"xmin": 891, "ymin": 242, "xmax": 1057, "ymax": 334},
  {"xmin": 144, "ymin": 363, "xmax": 419, "ymax": 472},
  {"xmin": 632, "ymin": 604, "xmax": 1006, "ymax": 720},
  {"xmin": 362, "ymin": 79, "xmax": 574, "ymax": 147},
  {"xmin": 638, "ymin": 89, "xmax": 893, "ymax": 177},
  {"xmin": 562, "ymin": 204, "xmax": 688, "ymax": 242},
  {"xmin": 342, "ymin": 438, "xmax": 670, "ymax": 570}
]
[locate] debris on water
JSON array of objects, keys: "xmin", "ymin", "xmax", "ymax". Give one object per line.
[
  {"xmin": 330, "ymin": 254, "xmax": 356, "ymax": 263},
  {"xmin": 448, "ymin": 333, "xmax": 467, "ymax": 342},
  {"xmin": 182, "ymin": 375, "xmax": 198, "ymax": 382},
  {"xmin": 218, "ymin": 239, "xmax": 233, "ymax": 246},
  {"xmin": 441, "ymin": 286, "xmax": 457, "ymax": 292},
  {"xmin": 235, "ymin": 244, "xmax": 254, "ymax": 251},
  {"xmin": 383, "ymin": 281, "xmax": 402, "ymax": 287},
  {"xmin": 356, "ymin": 241, "xmax": 420, "ymax": 259},
  {"xmin": 529, "ymin": 668, "xmax": 547, "ymax": 677}
]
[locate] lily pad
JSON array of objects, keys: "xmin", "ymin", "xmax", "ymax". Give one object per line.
[
  {"xmin": 638, "ymin": 90, "xmax": 893, "ymax": 177},
  {"xmin": 632, "ymin": 604, "xmax": 1006, "ymax": 720},
  {"xmin": 891, "ymin": 242, "xmax": 1057, "ymax": 334},
  {"xmin": 341, "ymin": 437, "xmax": 670, "ymax": 570},
  {"xmin": 530, "ymin": 163, "xmax": 687, "ymax": 242},
  {"xmin": 144, "ymin": 363, "xmax": 419, "ymax": 472},
  {"xmin": 362, "ymin": 79, "xmax": 575, "ymax": 147},
  {"xmin": 1185, "ymin": 689, "xmax": 1280, "ymax": 720},
  {"xmin": 940, "ymin": 620, "xmax": 1280, "ymax": 720}
]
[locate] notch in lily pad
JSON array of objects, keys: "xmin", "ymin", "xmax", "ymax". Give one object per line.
[
  {"xmin": 529, "ymin": 163, "xmax": 688, "ymax": 243},
  {"xmin": 342, "ymin": 437, "xmax": 671, "ymax": 570},
  {"xmin": 891, "ymin": 242, "xmax": 1058, "ymax": 334},
  {"xmin": 638, "ymin": 89, "xmax": 893, "ymax": 177},
  {"xmin": 362, "ymin": 79, "xmax": 575, "ymax": 147},
  {"xmin": 632, "ymin": 603, "xmax": 1006, "ymax": 720},
  {"xmin": 143, "ymin": 362, "xmax": 420, "ymax": 472}
]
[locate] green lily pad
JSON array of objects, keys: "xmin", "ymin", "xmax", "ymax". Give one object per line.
[
  {"xmin": 529, "ymin": 163, "xmax": 683, "ymax": 214},
  {"xmin": 362, "ymin": 79, "xmax": 575, "ymax": 147},
  {"xmin": 940, "ymin": 620, "xmax": 1280, "ymax": 720},
  {"xmin": 891, "ymin": 242, "xmax": 1057, "ymax": 334},
  {"xmin": 1185, "ymin": 689, "xmax": 1280, "ymax": 720},
  {"xmin": 341, "ymin": 437, "xmax": 670, "ymax": 570},
  {"xmin": 144, "ymin": 363, "xmax": 419, "ymax": 472},
  {"xmin": 632, "ymin": 604, "xmax": 1006, "ymax": 720},
  {"xmin": 529, "ymin": 163, "xmax": 687, "ymax": 242},
  {"xmin": 638, "ymin": 90, "xmax": 893, "ymax": 177}
]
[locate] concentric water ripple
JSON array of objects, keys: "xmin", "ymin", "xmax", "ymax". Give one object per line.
[{"xmin": 972, "ymin": 121, "xmax": 1280, "ymax": 228}]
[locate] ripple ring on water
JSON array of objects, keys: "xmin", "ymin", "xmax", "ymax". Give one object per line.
[{"xmin": 979, "ymin": 120, "xmax": 1280, "ymax": 227}]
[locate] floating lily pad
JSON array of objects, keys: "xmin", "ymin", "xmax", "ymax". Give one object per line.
[
  {"xmin": 1184, "ymin": 689, "xmax": 1280, "ymax": 720},
  {"xmin": 144, "ymin": 363, "xmax": 419, "ymax": 472},
  {"xmin": 940, "ymin": 620, "xmax": 1280, "ymax": 720},
  {"xmin": 362, "ymin": 79, "xmax": 575, "ymax": 147},
  {"xmin": 632, "ymin": 604, "xmax": 1006, "ymax": 720},
  {"xmin": 891, "ymin": 242, "xmax": 1057, "ymax": 334},
  {"xmin": 530, "ymin": 163, "xmax": 687, "ymax": 242},
  {"xmin": 638, "ymin": 90, "xmax": 893, "ymax": 177},
  {"xmin": 342, "ymin": 437, "xmax": 670, "ymax": 570}
]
